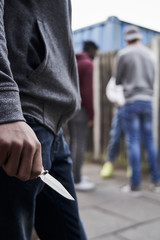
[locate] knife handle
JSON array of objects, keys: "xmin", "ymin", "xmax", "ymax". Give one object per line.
[{"xmin": 40, "ymin": 170, "xmax": 49, "ymax": 176}]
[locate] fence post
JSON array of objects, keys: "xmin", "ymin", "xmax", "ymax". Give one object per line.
[
  {"xmin": 152, "ymin": 36, "xmax": 160, "ymax": 149},
  {"xmin": 93, "ymin": 56, "xmax": 101, "ymax": 160}
]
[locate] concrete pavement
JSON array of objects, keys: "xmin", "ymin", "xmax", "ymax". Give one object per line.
[{"xmin": 77, "ymin": 162, "xmax": 160, "ymax": 240}]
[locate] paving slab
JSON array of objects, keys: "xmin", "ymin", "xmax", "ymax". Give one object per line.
[
  {"xmin": 118, "ymin": 218, "xmax": 160, "ymax": 240},
  {"xmin": 79, "ymin": 206, "xmax": 133, "ymax": 239},
  {"xmin": 91, "ymin": 234, "xmax": 127, "ymax": 240},
  {"xmin": 77, "ymin": 162, "xmax": 160, "ymax": 240},
  {"xmin": 99, "ymin": 193, "xmax": 160, "ymax": 222}
]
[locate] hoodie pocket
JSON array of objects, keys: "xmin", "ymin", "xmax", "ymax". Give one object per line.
[{"xmin": 27, "ymin": 20, "xmax": 49, "ymax": 81}]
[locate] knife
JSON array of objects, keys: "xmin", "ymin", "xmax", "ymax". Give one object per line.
[{"xmin": 39, "ymin": 170, "xmax": 74, "ymax": 201}]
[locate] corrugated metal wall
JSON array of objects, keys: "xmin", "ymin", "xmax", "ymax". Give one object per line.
[{"xmin": 73, "ymin": 16, "xmax": 160, "ymax": 53}]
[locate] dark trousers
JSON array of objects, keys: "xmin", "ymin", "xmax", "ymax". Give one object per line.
[
  {"xmin": 68, "ymin": 108, "xmax": 89, "ymax": 183},
  {"xmin": 0, "ymin": 116, "xmax": 87, "ymax": 240}
]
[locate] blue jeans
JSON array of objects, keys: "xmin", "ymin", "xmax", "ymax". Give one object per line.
[
  {"xmin": 0, "ymin": 116, "xmax": 87, "ymax": 240},
  {"xmin": 121, "ymin": 101, "xmax": 160, "ymax": 187},
  {"xmin": 106, "ymin": 107, "xmax": 123, "ymax": 162}
]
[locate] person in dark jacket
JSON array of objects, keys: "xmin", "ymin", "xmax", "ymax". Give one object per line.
[
  {"xmin": 0, "ymin": 1, "xmax": 87, "ymax": 239},
  {"xmin": 68, "ymin": 41, "xmax": 98, "ymax": 191}
]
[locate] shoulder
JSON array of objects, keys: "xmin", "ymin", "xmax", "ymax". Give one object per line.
[
  {"xmin": 116, "ymin": 46, "xmax": 131, "ymax": 59},
  {"xmin": 77, "ymin": 58, "xmax": 93, "ymax": 70},
  {"xmin": 139, "ymin": 44, "xmax": 156, "ymax": 62}
]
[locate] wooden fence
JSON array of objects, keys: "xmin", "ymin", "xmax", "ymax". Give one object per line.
[
  {"xmin": 92, "ymin": 51, "xmax": 116, "ymax": 160},
  {"xmin": 89, "ymin": 37, "xmax": 160, "ymax": 163},
  {"xmin": 64, "ymin": 36, "xmax": 160, "ymax": 165}
]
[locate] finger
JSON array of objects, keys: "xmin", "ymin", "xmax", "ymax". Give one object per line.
[
  {"xmin": 2, "ymin": 143, "xmax": 22, "ymax": 177},
  {"xmin": 30, "ymin": 145, "xmax": 43, "ymax": 179},
  {"xmin": 17, "ymin": 139, "xmax": 42, "ymax": 181},
  {"xmin": 0, "ymin": 141, "xmax": 10, "ymax": 166},
  {"xmin": 16, "ymin": 142, "xmax": 35, "ymax": 181}
]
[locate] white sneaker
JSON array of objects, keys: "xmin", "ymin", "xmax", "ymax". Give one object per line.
[
  {"xmin": 154, "ymin": 186, "xmax": 160, "ymax": 193},
  {"xmin": 121, "ymin": 184, "xmax": 141, "ymax": 196},
  {"xmin": 75, "ymin": 179, "xmax": 95, "ymax": 192},
  {"xmin": 150, "ymin": 183, "xmax": 160, "ymax": 193},
  {"xmin": 121, "ymin": 184, "xmax": 131, "ymax": 193}
]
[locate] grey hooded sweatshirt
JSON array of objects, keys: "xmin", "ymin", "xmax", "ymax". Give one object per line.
[
  {"xmin": 115, "ymin": 43, "xmax": 155, "ymax": 103},
  {"xmin": 0, "ymin": 0, "xmax": 81, "ymax": 134}
]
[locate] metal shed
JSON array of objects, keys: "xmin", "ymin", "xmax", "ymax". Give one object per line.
[{"xmin": 73, "ymin": 16, "xmax": 160, "ymax": 53}]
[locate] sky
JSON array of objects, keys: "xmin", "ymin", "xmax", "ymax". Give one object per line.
[{"xmin": 71, "ymin": 0, "xmax": 160, "ymax": 32}]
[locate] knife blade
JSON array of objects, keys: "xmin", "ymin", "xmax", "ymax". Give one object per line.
[{"xmin": 39, "ymin": 170, "xmax": 74, "ymax": 201}]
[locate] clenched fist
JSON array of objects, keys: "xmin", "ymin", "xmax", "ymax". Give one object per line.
[{"xmin": 0, "ymin": 121, "xmax": 42, "ymax": 181}]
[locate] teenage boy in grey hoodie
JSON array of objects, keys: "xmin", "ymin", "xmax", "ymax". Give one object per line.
[{"xmin": 0, "ymin": 1, "xmax": 87, "ymax": 239}]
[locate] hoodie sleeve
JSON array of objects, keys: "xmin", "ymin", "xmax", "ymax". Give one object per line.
[{"xmin": 0, "ymin": 0, "xmax": 25, "ymax": 123}]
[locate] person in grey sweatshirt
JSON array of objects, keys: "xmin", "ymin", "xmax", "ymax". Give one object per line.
[
  {"xmin": 0, "ymin": 1, "xmax": 87, "ymax": 240},
  {"xmin": 115, "ymin": 25, "xmax": 160, "ymax": 193}
]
